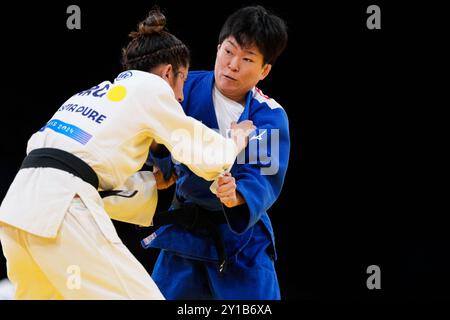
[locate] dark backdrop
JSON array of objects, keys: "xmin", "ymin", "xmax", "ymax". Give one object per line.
[{"xmin": 0, "ymin": 0, "xmax": 447, "ymax": 300}]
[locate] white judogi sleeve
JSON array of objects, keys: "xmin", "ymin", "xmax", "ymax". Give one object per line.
[
  {"xmin": 135, "ymin": 79, "xmax": 239, "ymax": 181},
  {"xmin": 102, "ymin": 171, "xmax": 157, "ymax": 226},
  {"xmin": 0, "ymin": 71, "xmax": 240, "ymax": 238}
]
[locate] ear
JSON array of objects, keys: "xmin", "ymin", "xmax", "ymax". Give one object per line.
[
  {"xmin": 162, "ymin": 64, "xmax": 173, "ymax": 79},
  {"xmin": 259, "ymin": 64, "xmax": 272, "ymax": 81},
  {"xmin": 217, "ymin": 43, "xmax": 221, "ymax": 52}
]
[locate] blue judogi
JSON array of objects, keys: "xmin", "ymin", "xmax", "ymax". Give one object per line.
[{"xmin": 142, "ymin": 71, "xmax": 290, "ymax": 299}]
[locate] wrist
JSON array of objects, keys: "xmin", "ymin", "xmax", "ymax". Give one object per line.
[{"xmin": 223, "ymin": 192, "xmax": 245, "ymax": 208}]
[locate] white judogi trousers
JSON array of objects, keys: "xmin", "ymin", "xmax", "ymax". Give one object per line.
[{"xmin": 0, "ymin": 197, "xmax": 164, "ymax": 300}]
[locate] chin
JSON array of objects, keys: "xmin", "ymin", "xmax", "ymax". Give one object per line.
[
  {"xmin": 221, "ymin": 78, "xmax": 237, "ymax": 89},
  {"xmin": 219, "ymin": 85, "xmax": 235, "ymax": 96}
]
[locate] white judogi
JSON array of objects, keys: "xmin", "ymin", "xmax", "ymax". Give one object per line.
[{"xmin": 0, "ymin": 70, "xmax": 238, "ymax": 299}]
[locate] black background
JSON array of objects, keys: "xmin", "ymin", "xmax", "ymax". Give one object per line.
[{"xmin": 0, "ymin": 0, "xmax": 448, "ymax": 301}]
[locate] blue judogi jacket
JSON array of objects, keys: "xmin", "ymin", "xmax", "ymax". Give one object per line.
[{"xmin": 142, "ymin": 71, "xmax": 290, "ymax": 264}]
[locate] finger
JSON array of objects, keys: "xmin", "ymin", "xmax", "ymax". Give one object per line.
[
  {"xmin": 218, "ymin": 175, "xmax": 233, "ymax": 186},
  {"xmin": 153, "ymin": 169, "xmax": 162, "ymax": 180},
  {"xmin": 217, "ymin": 182, "xmax": 236, "ymax": 194},
  {"xmin": 217, "ymin": 179, "xmax": 236, "ymax": 191},
  {"xmin": 168, "ymin": 175, "xmax": 176, "ymax": 185},
  {"xmin": 217, "ymin": 184, "xmax": 235, "ymax": 194},
  {"xmin": 217, "ymin": 189, "xmax": 235, "ymax": 199},
  {"xmin": 219, "ymin": 175, "xmax": 233, "ymax": 184},
  {"xmin": 217, "ymin": 181, "xmax": 236, "ymax": 194}
]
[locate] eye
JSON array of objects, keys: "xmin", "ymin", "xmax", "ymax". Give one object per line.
[
  {"xmin": 243, "ymin": 58, "xmax": 254, "ymax": 63},
  {"xmin": 225, "ymin": 48, "xmax": 232, "ymax": 55},
  {"xmin": 176, "ymin": 72, "xmax": 187, "ymax": 83}
]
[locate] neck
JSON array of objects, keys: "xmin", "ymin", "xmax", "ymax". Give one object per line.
[{"xmin": 216, "ymin": 86, "xmax": 246, "ymax": 106}]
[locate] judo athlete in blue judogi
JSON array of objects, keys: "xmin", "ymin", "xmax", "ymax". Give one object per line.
[{"xmin": 141, "ymin": 6, "xmax": 290, "ymax": 299}]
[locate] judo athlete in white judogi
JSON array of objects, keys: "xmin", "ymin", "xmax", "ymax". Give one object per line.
[{"xmin": 0, "ymin": 9, "xmax": 254, "ymax": 300}]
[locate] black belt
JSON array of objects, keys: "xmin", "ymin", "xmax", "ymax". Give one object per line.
[
  {"xmin": 147, "ymin": 201, "xmax": 229, "ymax": 275},
  {"xmin": 20, "ymin": 148, "xmax": 134, "ymax": 198},
  {"xmin": 21, "ymin": 148, "xmax": 99, "ymax": 188}
]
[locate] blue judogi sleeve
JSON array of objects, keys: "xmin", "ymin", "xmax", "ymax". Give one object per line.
[{"xmin": 224, "ymin": 101, "xmax": 290, "ymax": 234}]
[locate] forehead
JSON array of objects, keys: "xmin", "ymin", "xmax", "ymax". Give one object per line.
[
  {"xmin": 223, "ymin": 36, "xmax": 263, "ymax": 56},
  {"xmin": 177, "ymin": 65, "xmax": 189, "ymax": 75}
]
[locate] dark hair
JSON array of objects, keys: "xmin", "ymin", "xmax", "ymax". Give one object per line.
[
  {"xmin": 218, "ymin": 5, "xmax": 288, "ymax": 65},
  {"xmin": 122, "ymin": 7, "xmax": 190, "ymax": 73}
]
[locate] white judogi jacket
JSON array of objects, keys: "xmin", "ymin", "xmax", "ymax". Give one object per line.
[{"xmin": 0, "ymin": 70, "xmax": 238, "ymax": 240}]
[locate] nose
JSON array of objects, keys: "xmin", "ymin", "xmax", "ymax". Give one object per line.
[
  {"xmin": 177, "ymin": 92, "xmax": 184, "ymax": 103},
  {"xmin": 228, "ymin": 57, "xmax": 239, "ymax": 72}
]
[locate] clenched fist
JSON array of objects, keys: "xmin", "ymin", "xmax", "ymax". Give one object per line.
[
  {"xmin": 153, "ymin": 166, "xmax": 177, "ymax": 190},
  {"xmin": 216, "ymin": 172, "xmax": 245, "ymax": 208}
]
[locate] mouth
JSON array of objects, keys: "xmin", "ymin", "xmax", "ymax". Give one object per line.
[{"xmin": 223, "ymin": 74, "xmax": 237, "ymax": 81}]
